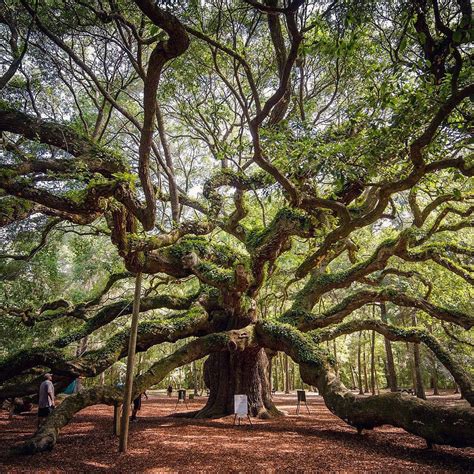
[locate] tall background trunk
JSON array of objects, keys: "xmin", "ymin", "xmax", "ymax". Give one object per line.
[
  {"xmin": 380, "ymin": 303, "xmax": 397, "ymax": 391},
  {"xmin": 357, "ymin": 331, "xmax": 364, "ymax": 394},
  {"xmin": 284, "ymin": 353, "xmax": 290, "ymax": 394},
  {"xmin": 412, "ymin": 313, "xmax": 426, "ymax": 399}
]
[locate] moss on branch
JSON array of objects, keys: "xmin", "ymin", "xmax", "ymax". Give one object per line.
[
  {"xmin": 309, "ymin": 319, "xmax": 474, "ymax": 406},
  {"xmin": 13, "ymin": 326, "xmax": 258, "ymax": 454},
  {"xmin": 256, "ymin": 321, "xmax": 474, "ymax": 448},
  {"xmin": 283, "ymin": 288, "xmax": 473, "ymax": 330}
]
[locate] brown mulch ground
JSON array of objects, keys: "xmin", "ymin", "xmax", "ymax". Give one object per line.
[{"xmin": 1, "ymin": 392, "xmax": 473, "ymax": 473}]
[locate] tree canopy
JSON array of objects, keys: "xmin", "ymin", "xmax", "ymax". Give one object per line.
[{"xmin": 0, "ymin": 0, "xmax": 473, "ymax": 454}]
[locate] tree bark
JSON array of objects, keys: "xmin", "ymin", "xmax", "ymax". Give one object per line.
[
  {"xmin": 357, "ymin": 331, "xmax": 364, "ymax": 394},
  {"xmin": 284, "ymin": 353, "xmax": 290, "ymax": 394},
  {"xmin": 197, "ymin": 347, "xmax": 280, "ymax": 418},
  {"xmin": 274, "ymin": 353, "xmax": 279, "ymax": 392},
  {"xmin": 412, "ymin": 313, "xmax": 426, "ymax": 400},
  {"xmin": 257, "ymin": 322, "xmax": 474, "ymax": 448},
  {"xmin": 380, "ymin": 303, "xmax": 397, "ymax": 391},
  {"xmin": 363, "ymin": 336, "xmax": 369, "ymax": 393},
  {"xmin": 119, "ymin": 271, "xmax": 142, "ymax": 453},
  {"xmin": 349, "ymin": 363, "xmax": 357, "ymax": 390},
  {"xmin": 370, "ymin": 330, "xmax": 376, "ymax": 395},
  {"xmin": 193, "ymin": 360, "xmax": 198, "ymax": 396}
]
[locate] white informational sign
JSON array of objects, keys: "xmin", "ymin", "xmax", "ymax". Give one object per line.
[{"xmin": 234, "ymin": 394, "xmax": 248, "ymax": 418}]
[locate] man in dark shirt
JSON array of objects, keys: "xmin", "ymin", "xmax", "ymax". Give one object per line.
[{"xmin": 131, "ymin": 392, "xmax": 148, "ymax": 421}]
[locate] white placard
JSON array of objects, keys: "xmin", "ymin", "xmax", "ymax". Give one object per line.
[{"xmin": 234, "ymin": 394, "xmax": 248, "ymax": 417}]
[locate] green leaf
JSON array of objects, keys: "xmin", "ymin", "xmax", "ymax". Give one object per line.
[{"xmin": 453, "ymin": 30, "xmax": 462, "ymax": 44}]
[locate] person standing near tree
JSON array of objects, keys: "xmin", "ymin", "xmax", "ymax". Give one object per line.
[
  {"xmin": 131, "ymin": 391, "xmax": 148, "ymax": 422},
  {"xmin": 38, "ymin": 373, "xmax": 55, "ymax": 428}
]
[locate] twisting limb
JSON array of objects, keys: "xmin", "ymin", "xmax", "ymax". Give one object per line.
[
  {"xmin": 13, "ymin": 326, "xmax": 258, "ymax": 454},
  {"xmin": 283, "ymin": 287, "xmax": 473, "ymax": 330},
  {"xmin": 0, "ymin": 304, "xmax": 215, "ymax": 389},
  {"xmin": 309, "ymin": 319, "xmax": 474, "ymax": 406},
  {"xmin": 122, "ymin": 0, "xmax": 189, "ymax": 229},
  {"xmin": 0, "ymin": 107, "xmax": 126, "ymax": 175},
  {"xmin": 0, "ymin": 271, "xmax": 132, "ymax": 326},
  {"xmin": 0, "ymin": 218, "xmax": 61, "ymax": 261},
  {"xmin": 247, "ymin": 207, "xmax": 318, "ymax": 295},
  {"xmin": 0, "ymin": 195, "xmax": 39, "ymax": 227},
  {"xmin": 257, "ymin": 321, "xmax": 474, "ymax": 448},
  {"xmin": 293, "ymin": 233, "xmax": 412, "ymax": 309},
  {"xmin": 360, "ymin": 268, "xmax": 433, "ymax": 299}
]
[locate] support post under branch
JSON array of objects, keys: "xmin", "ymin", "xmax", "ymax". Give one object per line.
[{"xmin": 119, "ymin": 271, "xmax": 142, "ymax": 453}]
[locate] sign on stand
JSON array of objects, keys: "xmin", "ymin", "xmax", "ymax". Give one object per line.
[
  {"xmin": 296, "ymin": 389, "xmax": 310, "ymax": 415},
  {"xmin": 234, "ymin": 394, "xmax": 252, "ymax": 427},
  {"xmin": 174, "ymin": 389, "xmax": 189, "ymax": 411}
]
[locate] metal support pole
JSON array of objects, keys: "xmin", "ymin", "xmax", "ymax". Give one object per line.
[{"xmin": 119, "ymin": 272, "xmax": 142, "ymax": 453}]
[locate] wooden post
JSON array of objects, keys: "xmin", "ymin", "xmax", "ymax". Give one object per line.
[{"xmin": 119, "ymin": 272, "xmax": 142, "ymax": 453}]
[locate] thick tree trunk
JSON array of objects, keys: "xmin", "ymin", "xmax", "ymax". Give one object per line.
[{"xmin": 197, "ymin": 347, "xmax": 280, "ymax": 418}]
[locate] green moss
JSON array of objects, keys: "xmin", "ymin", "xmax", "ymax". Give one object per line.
[
  {"xmin": 112, "ymin": 172, "xmax": 137, "ymax": 189},
  {"xmin": 63, "ymin": 188, "xmax": 87, "ymax": 203},
  {"xmin": 166, "ymin": 237, "xmax": 241, "ymax": 268},
  {"xmin": 246, "ymin": 207, "xmax": 312, "ymax": 250},
  {"xmin": 261, "ymin": 321, "xmax": 326, "ymax": 366},
  {"xmin": 0, "ymin": 168, "xmax": 18, "ymax": 180},
  {"xmin": 0, "ymin": 98, "xmax": 17, "ymax": 113},
  {"xmin": 0, "ymin": 196, "xmax": 35, "ymax": 220},
  {"xmin": 279, "ymin": 308, "xmax": 313, "ymax": 325},
  {"xmin": 196, "ymin": 262, "xmax": 233, "ymax": 285},
  {"xmin": 168, "ymin": 237, "xmax": 210, "ymax": 260}
]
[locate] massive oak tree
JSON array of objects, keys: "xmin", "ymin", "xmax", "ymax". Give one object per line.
[{"xmin": 1, "ymin": 0, "xmax": 473, "ymax": 453}]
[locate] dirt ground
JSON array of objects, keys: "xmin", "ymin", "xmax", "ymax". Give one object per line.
[{"xmin": 1, "ymin": 392, "xmax": 473, "ymax": 473}]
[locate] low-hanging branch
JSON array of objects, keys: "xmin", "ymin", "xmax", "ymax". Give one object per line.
[
  {"xmin": 0, "ymin": 304, "xmax": 226, "ymax": 394},
  {"xmin": 309, "ymin": 318, "xmax": 474, "ymax": 406},
  {"xmin": 0, "ymin": 271, "xmax": 132, "ymax": 326},
  {"xmin": 283, "ymin": 287, "xmax": 473, "ymax": 331},
  {"xmin": 13, "ymin": 326, "xmax": 257, "ymax": 454},
  {"xmin": 256, "ymin": 321, "xmax": 474, "ymax": 448}
]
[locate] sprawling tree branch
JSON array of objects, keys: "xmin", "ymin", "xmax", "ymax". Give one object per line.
[
  {"xmin": 13, "ymin": 326, "xmax": 257, "ymax": 454},
  {"xmin": 257, "ymin": 322, "xmax": 474, "ymax": 448},
  {"xmin": 283, "ymin": 288, "xmax": 473, "ymax": 330},
  {"xmin": 309, "ymin": 319, "xmax": 474, "ymax": 405}
]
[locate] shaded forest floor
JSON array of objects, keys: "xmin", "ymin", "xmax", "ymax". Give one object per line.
[{"xmin": 1, "ymin": 392, "xmax": 473, "ymax": 472}]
